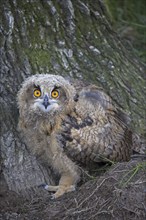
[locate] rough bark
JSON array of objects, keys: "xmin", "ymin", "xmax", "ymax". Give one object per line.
[{"xmin": 0, "ymin": 0, "xmax": 145, "ymax": 197}]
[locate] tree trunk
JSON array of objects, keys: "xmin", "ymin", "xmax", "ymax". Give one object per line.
[{"xmin": 0, "ymin": 0, "xmax": 145, "ymax": 196}]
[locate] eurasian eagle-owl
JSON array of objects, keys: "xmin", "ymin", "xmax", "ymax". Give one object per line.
[{"xmin": 17, "ymin": 74, "xmax": 144, "ymax": 198}]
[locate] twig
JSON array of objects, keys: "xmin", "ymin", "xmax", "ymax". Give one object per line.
[{"xmin": 77, "ymin": 176, "xmax": 114, "ymax": 208}]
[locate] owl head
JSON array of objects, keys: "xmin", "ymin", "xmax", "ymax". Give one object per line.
[{"xmin": 17, "ymin": 74, "xmax": 77, "ymax": 124}]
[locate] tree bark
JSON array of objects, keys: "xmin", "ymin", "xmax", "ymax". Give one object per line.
[{"xmin": 0, "ymin": 0, "xmax": 145, "ymax": 196}]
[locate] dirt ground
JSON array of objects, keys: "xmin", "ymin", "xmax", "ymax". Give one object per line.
[{"xmin": 0, "ymin": 158, "xmax": 145, "ymax": 220}]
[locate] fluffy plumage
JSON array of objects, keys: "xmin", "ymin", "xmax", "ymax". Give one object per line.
[{"xmin": 17, "ymin": 74, "xmax": 145, "ymax": 198}]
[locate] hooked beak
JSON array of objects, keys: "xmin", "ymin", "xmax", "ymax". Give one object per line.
[
  {"xmin": 34, "ymin": 93, "xmax": 59, "ymax": 112},
  {"xmin": 42, "ymin": 94, "xmax": 50, "ymax": 109}
]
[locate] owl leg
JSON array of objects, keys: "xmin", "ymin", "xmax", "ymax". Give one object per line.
[
  {"xmin": 41, "ymin": 173, "xmax": 79, "ymax": 198},
  {"xmin": 52, "ymin": 174, "xmax": 76, "ymax": 198}
]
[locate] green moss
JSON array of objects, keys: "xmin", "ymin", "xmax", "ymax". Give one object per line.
[{"xmin": 25, "ymin": 48, "xmax": 51, "ymax": 68}]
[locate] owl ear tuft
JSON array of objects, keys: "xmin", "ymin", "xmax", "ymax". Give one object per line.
[{"xmin": 73, "ymin": 94, "xmax": 79, "ymax": 102}]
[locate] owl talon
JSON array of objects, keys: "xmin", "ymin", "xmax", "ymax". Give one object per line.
[
  {"xmin": 50, "ymin": 194, "xmax": 56, "ymax": 200},
  {"xmin": 44, "ymin": 184, "xmax": 50, "ymax": 190},
  {"xmin": 38, "ymin": 183, "xmax": 48, "ymax": 189}
]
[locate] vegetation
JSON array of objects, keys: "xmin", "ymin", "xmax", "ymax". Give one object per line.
[
  {"xmin": 106, "ymin": 0, "xmax": 146, "ymax": 62},
  {"xmin": 119, "ymin": 161, "xmax": 146, "ymax": 187}
]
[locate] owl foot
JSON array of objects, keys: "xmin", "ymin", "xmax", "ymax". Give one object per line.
[
  {"xmin": 51, "ymin": 184, "xmax": 76, "ymax": 199},
  {"xmin": 39, "ymin": 183, "xmax": 76, "ymax": 198}
]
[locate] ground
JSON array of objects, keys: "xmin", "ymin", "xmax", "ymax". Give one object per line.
[{"xmin": 0, "ymin": 158, "xmax": 145, "ymax": 220}]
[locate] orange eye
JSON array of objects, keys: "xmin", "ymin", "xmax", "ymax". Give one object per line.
[
  {"xmin": 33, "ymin": 89, "xmax": 41, "ymax": 97},
  {"xmin": 51, "ymin": 90, "xmax": 59, "ymax": 98}
]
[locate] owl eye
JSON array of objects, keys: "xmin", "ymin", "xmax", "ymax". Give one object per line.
[
  {"xmin": 33, "ymin": 89, "xmax": 41, "ymax": 97},
  {"xmin": 51, "ymin": 90, "xmax": 59, "ymax": 98}
]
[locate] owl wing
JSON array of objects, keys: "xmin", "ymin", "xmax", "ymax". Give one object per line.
[{"xmin": 61, "ymin": 86, "xmax": 132, "ymax": 166}]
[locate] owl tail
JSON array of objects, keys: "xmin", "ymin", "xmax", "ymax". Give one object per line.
[{"xmin": 132, "ymin": 133, "xmax": 146, "ymax": 156}]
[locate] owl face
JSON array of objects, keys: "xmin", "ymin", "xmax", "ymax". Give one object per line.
[
  {"xmin": 18, "ymin": 74, "xmax": 76, "ymax": 117},
  {"xmin": 32, "ymin": 85, "xmax": 61, "ymax": 113}
]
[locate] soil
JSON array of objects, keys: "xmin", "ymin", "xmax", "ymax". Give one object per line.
[{"xmin": 0, "ymin": 158, "xmax": 145, "ymax": 220}]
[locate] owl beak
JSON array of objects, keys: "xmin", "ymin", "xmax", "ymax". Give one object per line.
[{"xmin": 43, "ymin": 94, "xmax": 50, "ymax": 109}]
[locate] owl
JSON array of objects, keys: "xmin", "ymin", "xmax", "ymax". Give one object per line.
[{"xmin": 17, "ymin": 74, "xmax": 145, "ymax": 198}]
